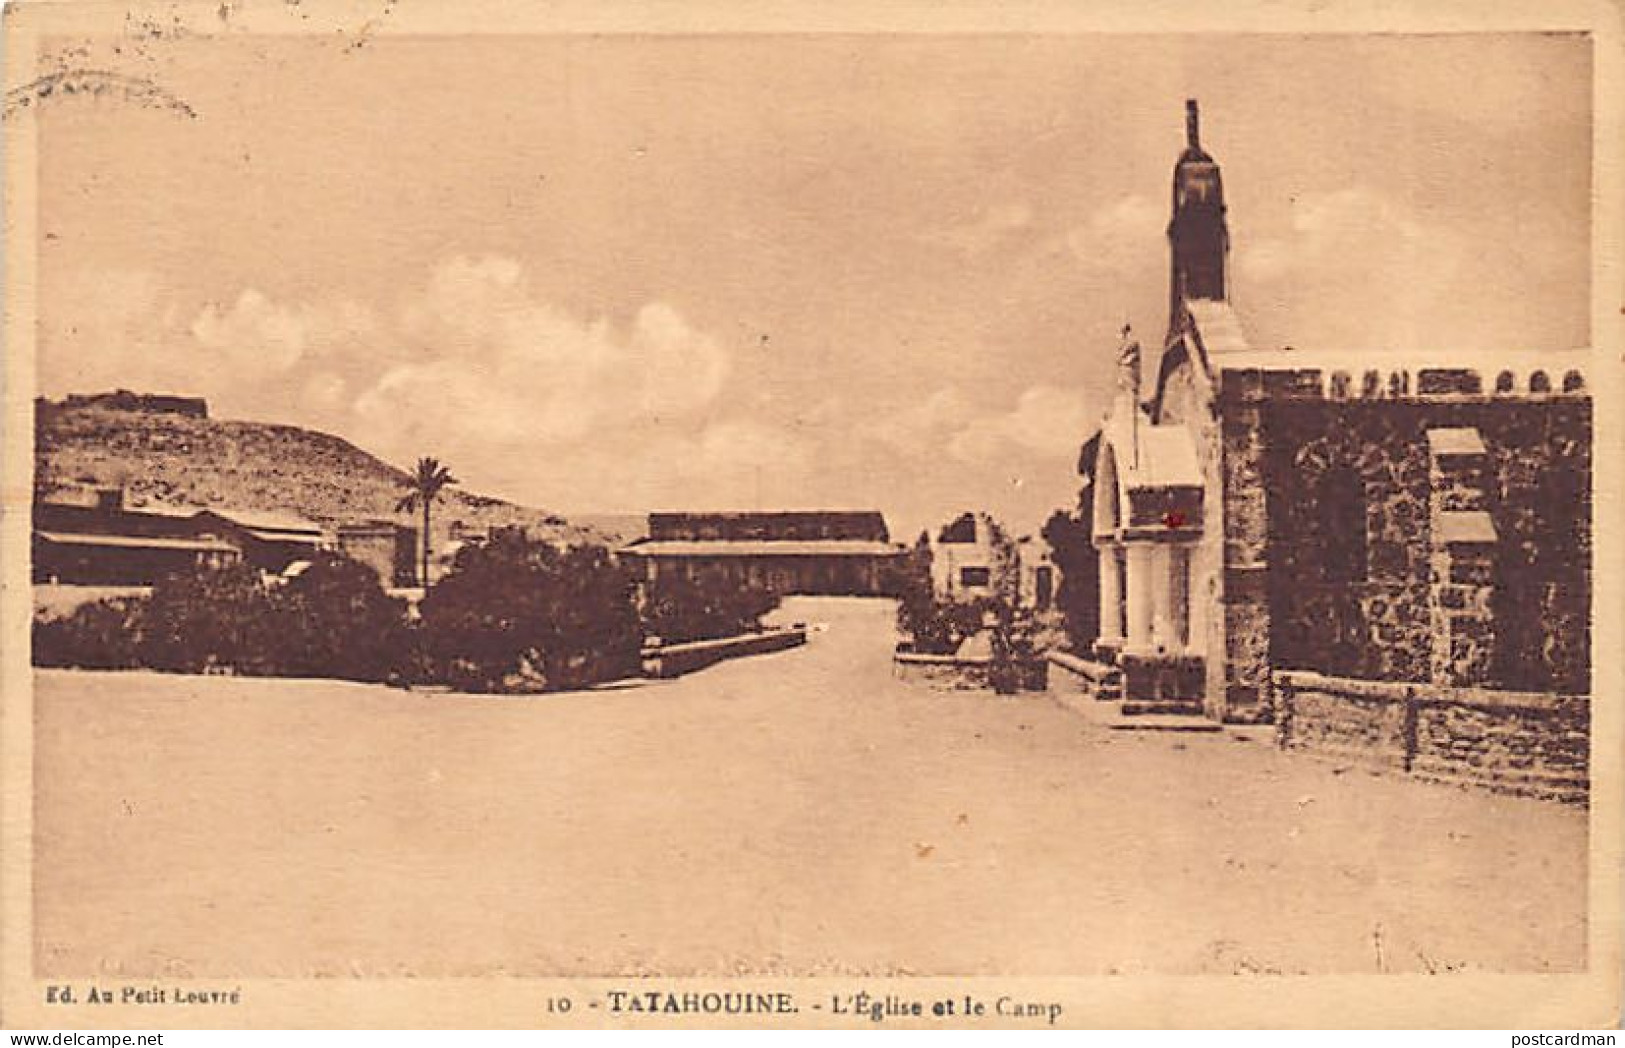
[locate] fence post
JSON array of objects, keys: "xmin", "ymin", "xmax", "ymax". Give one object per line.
[
  {"xmin": 1275, "ymin": 673, "xmax": 1294, "ymax": 750},
  {"xmin": 1401, "ymin": 686, "xmax": 1419, "ymax": 773}
]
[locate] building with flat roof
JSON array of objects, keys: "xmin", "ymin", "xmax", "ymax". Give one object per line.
[
  {"xmin": 621, "ymin": 511, "xmax": 905, "ymax": 596},
  {"xmin": 32, "ymin": 488, "xmax": 331, "ymax": 584},
  {"xmin": 32, "ymin": 489, "xmax": 243, "ymax": 585}
]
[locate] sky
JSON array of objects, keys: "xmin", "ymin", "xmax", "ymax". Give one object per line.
[{"xmin": 34, "ymin": 31, "xmax": 1592, "ymax": 541}]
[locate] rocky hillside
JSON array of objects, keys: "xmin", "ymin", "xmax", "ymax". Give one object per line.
[{"xmin": 35, "ymin": 400, "xmax": 604, "ymax": 546}]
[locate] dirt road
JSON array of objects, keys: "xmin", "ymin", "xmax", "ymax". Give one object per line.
[{"xmin": 33, "ymin": 597, "xmax": 1586, "ymax": 976}]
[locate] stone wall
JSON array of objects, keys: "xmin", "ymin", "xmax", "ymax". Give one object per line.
[
  {"xmin": 53, "ymin": 391, "xmax": 209, "ymax": 418},
  {"xmin": 893, "ymin": 651, "xmax": 1048, "ymax": 692},
  {"xmin": 641, "ymin": 626, "xmax": 807, "ymax": 679},
  {"xmin": 1274, "ymin": 670, "xmax": 1588, "ymax": 803},
  {"xmin": 1214, "ymin": 373, "xmax": 1276, "ymax": 721},
  {"xmin": 1046, "ymin": 650, "xmax": 1122, "ymax": 711},
  {"xmin": 1254, "ymin": 393, "xmax": 1590, "ymax": 694}
]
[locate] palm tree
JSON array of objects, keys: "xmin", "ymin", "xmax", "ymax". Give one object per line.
[{"xmin": 396, "ymin": 457, "xmax": 458, "ymax": 588}]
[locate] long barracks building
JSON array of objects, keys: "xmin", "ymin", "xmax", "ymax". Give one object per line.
[{"xmin": 619, "ymin": 511, "xmax": 905, "ymax": 596}]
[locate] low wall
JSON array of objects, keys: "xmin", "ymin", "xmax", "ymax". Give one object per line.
[
  {"xmin": 1046, "ymin": 651, "xmax": 1122, "ymax": 711},
  {"xmin": 642, "ymin": 626, "xmax": 808, "ymax": 679},
  {"xmin": 893, "ymin": 651, "xmax": 1047, "ymax": 692},
  {"xmin": 1274, "ymin": 670, "xmax": 1589, "ymax": 803}
]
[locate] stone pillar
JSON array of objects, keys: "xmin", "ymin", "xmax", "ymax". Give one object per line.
[
  {"xmin": 1150, "ymin": 544, "xmax": 1174, "ymax": 651},
  {"xmin": 1096, "ymin": 543, "xmax": 1123, "ymax": 646},
  {"xmin": 1216, "ymin": 374, "xmax": 1273, "ymax": 721},
  {"xmin": 1427, "ymin": 427, "xmax": 1497, "ymax": 686},
  {"xmin": 1187, "ymin": 543, "xmax": 1208, "ymax": 656},
  {"xmin": 1125, "ymin": 543, "xmax": 1155, "ymax": 652},
  {"xmin": 1168, "ymin": 545, "xmax": 1192, "ymax": 651},
  {"xmin": 1429, "ymin": 536, "xmax": 1496, "ymax": 685}
]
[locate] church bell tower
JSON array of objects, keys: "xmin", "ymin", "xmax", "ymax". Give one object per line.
[{"xmin": 1168, "ymin": 99, "xmax": 1229, "ymax": 317}]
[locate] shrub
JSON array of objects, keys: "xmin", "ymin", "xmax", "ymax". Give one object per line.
[
  {"xmin": 419, "ymin": 533, "xmax": 642, "ymax": 692},
  {"xmin": 642, "ymin": 573, "xmax": 780, "ymax": 645},
  {"xmin": 899, "ymin": 595, "xmax": 991, "ymax": 656},
  {"xmin": 892, "ymin": 531, "xmax": 936, "ymax": 646},
  {"xmin": 32, "ymin": 598, "xmax": 146, "ymax": 670},
  {"xmin": 271, "ymin": 553, "xmax": 410, "ymax": 682},
  {"xmin": 139, "ymin": 562, "xmax": 282, "ymax": 675},
  {"xmin": 1041, "ymin": 507, "xmax": 1098, "ymax": 654},
  {"xmin": 38, "ymin": 555, "xmax": 411, "ymax": 682},
  {"xmin": 988, "ymin": 603, "xmax": 1041, "ymax": 695}
]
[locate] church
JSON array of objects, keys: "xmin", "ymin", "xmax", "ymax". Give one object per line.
[{"xmin": 1074, "ymin": 101, "xmax": 1591, "ymax": 726}]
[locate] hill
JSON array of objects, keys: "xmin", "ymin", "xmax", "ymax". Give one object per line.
[{"xmin": 34, "ymin": 400, "xmax": 605, "ymax": 548}]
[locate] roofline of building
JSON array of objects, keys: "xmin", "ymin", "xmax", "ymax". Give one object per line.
[
  {"xmin": 621, "ymin": 541, "xmax": 904, "ymax": 558},
  {"xmin": 35, "ymin": 531, "xmax": 240, "ymax": 553}
]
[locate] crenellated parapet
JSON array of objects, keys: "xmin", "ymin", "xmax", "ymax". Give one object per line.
[
  {"xmin": 1079, "ymin": 101, "xmax": 1593, "ymax": 730},
  {"xmin": 1213, "ymin": 356, "xmax": 1590, "ymax": 404}
]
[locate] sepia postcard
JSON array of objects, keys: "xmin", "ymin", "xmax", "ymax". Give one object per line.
[{"xmin": 2, "ymin": 0, "xmax": 1622, "ymax": 1030}]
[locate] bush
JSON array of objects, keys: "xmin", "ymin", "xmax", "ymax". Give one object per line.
[
  {"xmin": 988, "ymin": 603, "xmax": 1042, "ymax": 695},
  {"xmin": 271, "ymin": 553, "xmax": 410, "ymax": 682},
  {"xmin": 1041, "ymin": 508, "xmax": 1099, "ymax": 654},
  {"xmin": 897, "ymin": 515, "xmax": 1031, "ymax": 658},
  {"xmin": 33, "ymin": 598, "xmax": 146, "ymax": 670},
  {"xmin": 419, "ymin": 533, "xmax": 642, "ymax": 692},
  {"xmin": 899, "ymin": 595, "xmax": 991, "ymax": 656},
  {"xmin": 642, "ymin": 574, "xmax": 780, "ymax": 645},
  {"xmin": 139, "ymin": 562, "xmax": 283, "ymax": 675}
]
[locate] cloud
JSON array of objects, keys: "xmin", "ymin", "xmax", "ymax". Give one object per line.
[
  {"xmin": 190, "ymin": 289, "xmax": 315, "ymax": 372},
  {"xmin": 856, "ymin": 386, "xmax": 975, "ymax": 454},
  {"xmin": 1233, "ymin": 186, "xmax": 1472, "ymax": 350},
  {"xmin": 857, "ymin": 382, "xmax": 1094, "ymax": 471},
  {"xmin": 1065, "ymin": 194, "xmax": 1163, "ymax": 273},
  {"xmin": 41, "ymin": 255, "xmax": 735, "ymax": 487},
  {"xmin": 925, "ymin": 201, "xmax": 1035, "ymax": 255},
  {"xmin": 1238, "ymin": 187, "xmax": 1441, "ymax": 283},
  {"xmin": 947, "ymin": 384, "xmax": 1096, "ymax": 467},
  {"xmin": 40, "ymin": 257, "xmax": 1094, "ymax": 540},
  {"xmin": 358, "ymin": 255, "xmax": 731, "ymax": 451}
]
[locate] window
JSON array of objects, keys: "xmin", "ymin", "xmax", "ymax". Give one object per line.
[{"xmin": 960, "ymin": 566, "xmax": 991, "ymax": 588}]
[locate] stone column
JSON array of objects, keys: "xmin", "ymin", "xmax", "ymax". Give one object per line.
[
  {"xmin": 1149, "ymin": 544, "xmax": 1174, "ymax": 651},
  {"xmin": 1167, "ymin": 544, "xmax": 1192, "ymax": 651},
  {"xmin": 1186, "ymin": 544, "xmax": 1208, "ymax": 655},
  {"xmin": 1096, "ymin": 542, "xmax": 1123, "ymax": 646},
  {"xmin": 1125, "ymin": 543, "xmax": 1155, "ymax": 652},
  {"xmin": 1427, "ymin": 427, "xmax": 1497, "ymax": 686},
  {"xmin": 1429, "ymin": 537, "xmax": 1496, "ymax": 685}
]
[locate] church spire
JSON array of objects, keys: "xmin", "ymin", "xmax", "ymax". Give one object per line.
[{"xmin": 1168, "ymin": 99, "xmax": 1229, "ymax": 317}]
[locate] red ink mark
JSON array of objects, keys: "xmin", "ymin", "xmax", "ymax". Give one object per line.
[{"xmin": 1163, "ymin": 510, "xmax": 1187, "ymax": 529}]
